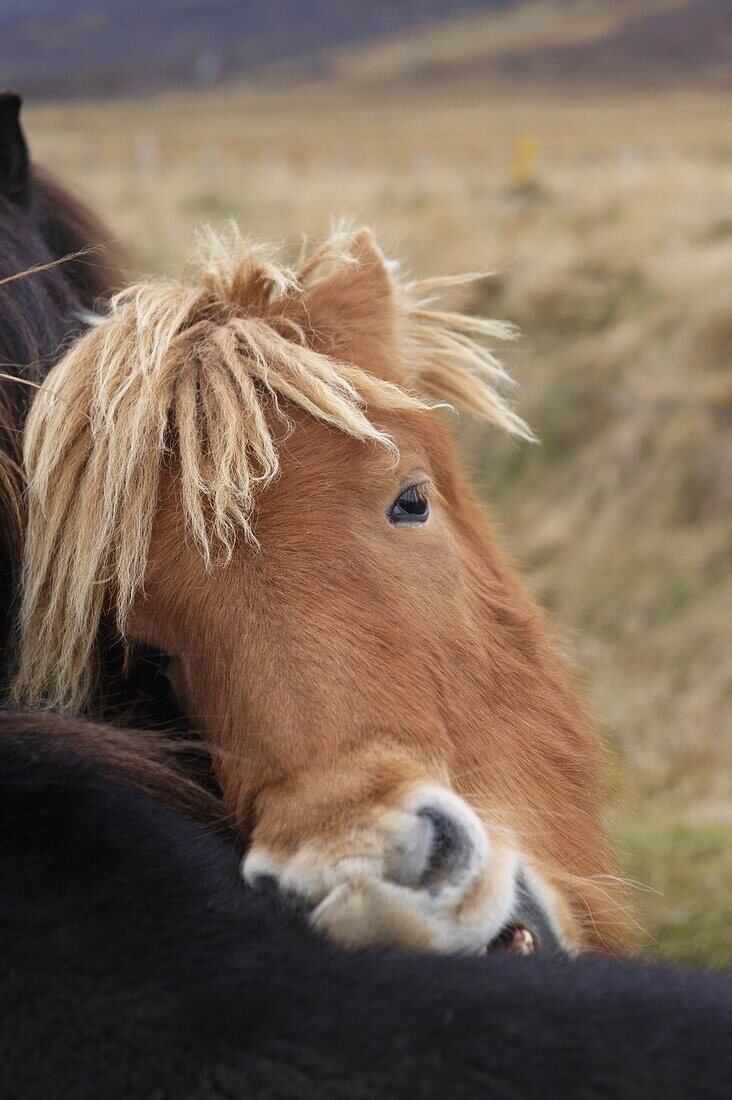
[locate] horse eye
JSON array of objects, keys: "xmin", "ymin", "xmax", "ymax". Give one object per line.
[{"xmin": 388, "ymin": 486, "xmax": 430, "ymax": 525}]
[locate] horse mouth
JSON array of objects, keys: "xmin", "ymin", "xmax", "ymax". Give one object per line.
[{"xmin": 487, "ymin": 921, "xmax": 537, "ymax": 956}]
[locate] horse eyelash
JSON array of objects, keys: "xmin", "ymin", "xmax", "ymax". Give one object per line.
[
  {"xmin": 408, "ymin": 478, "xmax": 446, "ymax": 509},
  {"xmin": 400, "ymin": 478, "xmax": 431, "ymax": 497}
]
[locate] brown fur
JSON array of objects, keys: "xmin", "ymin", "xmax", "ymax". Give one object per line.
[
  {"xmin": 140, "ymin": 409, "xmax": 629, "ymax": 951},
  {"xmin": 13, "ymin": 227, "xmax": 631, "ymax": 953}
]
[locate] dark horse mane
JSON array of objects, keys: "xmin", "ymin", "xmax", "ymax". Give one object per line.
[{"xmin": 0, "ymin": 92, "xmax": 126, "ymax": 665}]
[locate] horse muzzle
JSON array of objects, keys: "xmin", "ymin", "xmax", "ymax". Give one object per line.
[{"xmin": 243, "ymin": 783, "xmax": 567, "ymax": 956}]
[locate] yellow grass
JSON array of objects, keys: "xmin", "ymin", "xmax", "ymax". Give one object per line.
[{"xmin": 23, "ymin": 83, "xmax": 732, "ymax": 967}]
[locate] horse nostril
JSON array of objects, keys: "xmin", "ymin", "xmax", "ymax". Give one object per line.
[{"xmin": 417, "ymin": 806, "xmax": 473, "ymax": 888}]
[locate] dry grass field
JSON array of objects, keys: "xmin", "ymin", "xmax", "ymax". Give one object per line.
[{"xmin": 23, "ymin": 79, "xmax": 732, "ymax": 967}]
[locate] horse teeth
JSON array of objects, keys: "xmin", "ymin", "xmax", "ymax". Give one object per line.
[{"xmin": 514, "ymin": 927, "xmax": 536, "ymax": 955}]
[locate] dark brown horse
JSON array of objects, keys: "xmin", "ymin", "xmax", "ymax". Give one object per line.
[
  {"xmin": 3, "ymin": 705, "xmax": 731, "ymax": 1100},
  {"xmin": 0, "ymin": 91, "xmax": 124, "ymax": 672}
]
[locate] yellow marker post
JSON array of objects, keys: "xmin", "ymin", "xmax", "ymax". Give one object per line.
[{"xmin": 510, "ymin": 135, "xmax": 539, "ymax": 192}]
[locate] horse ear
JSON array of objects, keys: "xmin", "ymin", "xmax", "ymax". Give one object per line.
[
  {"xmin": 0, "ymin": 92, "xmax": 30, "ymax": 207},
  {"xmin": 345, "ymin": 227, "xmax": 396, "ymax": 303},
  {"xmin": 305, "ymin": 228, "xmax": 403, "ymax": 383}
]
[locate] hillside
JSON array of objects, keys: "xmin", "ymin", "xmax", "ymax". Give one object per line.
[
  {"xmin": 0, "ymin": 0, "xmax": 492, "ymax": 98},
  {"xmin": 2, "ymin": 0, "xmax": 731, "ymax": 100},
  {"xmin": 336, "ymin": 0, "xmax": 732, "ymax": 94}
]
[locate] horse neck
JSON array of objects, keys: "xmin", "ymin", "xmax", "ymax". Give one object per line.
[{"xmin": 0, "ymin": 180, "xmax": 126, "ymax": 688}]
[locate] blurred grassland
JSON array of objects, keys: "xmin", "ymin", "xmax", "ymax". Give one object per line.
[{"xmin": 24, "ymin": 83, "xmax": 732, "ymax": 967}]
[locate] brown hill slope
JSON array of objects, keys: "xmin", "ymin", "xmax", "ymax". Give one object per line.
[
  {"xmin": 0, "ymin": 0, "xmax": 491, "ymax": 98},
  {"xmin": 2, "ymin": 0, "xmax": 731, "ymax": 100},
  {"xmin": 335, "ymin": 0, "xmax": 732, "ymax": 94}
]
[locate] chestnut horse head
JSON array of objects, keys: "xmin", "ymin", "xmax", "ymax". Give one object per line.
[{"xmin": 13, "ymin": 227, "xmax": 631, "ymax": 955}]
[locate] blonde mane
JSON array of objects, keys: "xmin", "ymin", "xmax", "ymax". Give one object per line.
[{"xmin": 12, "ymin": 227, "xmax": 531, "ymax": 713}]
